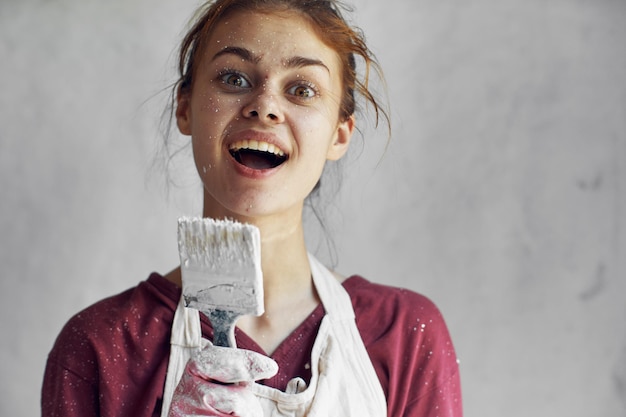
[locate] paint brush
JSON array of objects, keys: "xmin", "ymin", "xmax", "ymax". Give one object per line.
[{"xmin": 177, "ymin": 217, "xmax": 264, "ymax": 348}]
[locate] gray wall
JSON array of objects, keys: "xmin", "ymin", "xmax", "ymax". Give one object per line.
[{"xmin": 1, "ymin": 0, "xmax": 624, "ymax": 416}]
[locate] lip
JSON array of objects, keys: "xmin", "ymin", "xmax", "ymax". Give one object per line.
[{"xmin": 225, "ymin": 129, "xmax": 289, "ymax": 178}]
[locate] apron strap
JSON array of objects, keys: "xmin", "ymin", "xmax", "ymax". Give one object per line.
[
  {"xmin": 160, "ymin": 296, "xmax": 204, "ymax": 417},
  {"xmin": 307, "ymin": 253, "xmax": 388, "ymax": 415},
  {"xmin": 307, "ymin": 253, "xmax": 354, "ymax": 320}
]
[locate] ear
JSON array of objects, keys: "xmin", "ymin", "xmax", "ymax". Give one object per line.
[
  {"xmin": 326, "ymin": 115, "xmax": 355, "ymax": 161},
  {"xmin": 176, "ymin": 88, "xmax": 192, "ymax": 136}
]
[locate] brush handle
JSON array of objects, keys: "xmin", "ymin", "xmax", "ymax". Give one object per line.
[{"xmin": 207, "ymin": 309, "xmax": 239, "ymax": 348}]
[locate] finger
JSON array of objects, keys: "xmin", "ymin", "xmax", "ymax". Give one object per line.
[
  {"xmin": 189, "ymin": 346, "xmax": 278, "ymax": 383},
  {"xmin": 204, "ymin": 384, "xmax": 264, "ymax": 417},
  {"xmin": 169, "ymin": 375, "xmax": 263, "ymax": 417},
  {"xmin": 240, "ymin": 349, "xmax": 279, "ymax": 381}
]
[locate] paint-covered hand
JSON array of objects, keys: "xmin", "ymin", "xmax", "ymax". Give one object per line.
[{"xmin": 168, "ymin": 344, "xmax": 278, "ymax": 417}]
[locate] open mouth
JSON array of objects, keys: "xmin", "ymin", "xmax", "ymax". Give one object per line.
[{"xmin": 229, "ymin": 140, "xmax": 288, "ymax": 170}]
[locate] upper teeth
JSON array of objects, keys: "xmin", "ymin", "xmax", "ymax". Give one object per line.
[{"xmin": 229, "ymin": 140, "xmax": 285, "ymax": 157}]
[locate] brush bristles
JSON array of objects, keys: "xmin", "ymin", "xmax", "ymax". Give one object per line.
[
  {"xmin": 178, "ymin": 217, "xmax": 259, "ymax": 270},
  {"xmin": 177, "ymin": 217, "xmax": 264, "ymax": 316}
]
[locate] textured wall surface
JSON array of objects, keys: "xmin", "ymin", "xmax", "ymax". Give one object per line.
[{"xmin": 1, "ymin": 0, "xmax": 624, "ymax": 416}]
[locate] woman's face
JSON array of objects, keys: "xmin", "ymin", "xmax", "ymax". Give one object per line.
[{"xmin": 176, "ymin": 10, "xmax": 354, "ymax": 222}]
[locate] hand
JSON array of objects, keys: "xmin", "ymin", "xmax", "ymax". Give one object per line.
[{"xmin": 168, "ymin": 345, "xmax": 278, "ymax": 417}]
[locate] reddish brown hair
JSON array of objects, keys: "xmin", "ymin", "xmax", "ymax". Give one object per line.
[{"xmin": 175, "ymin": 0, "xmax": 388, "ymax": 126}]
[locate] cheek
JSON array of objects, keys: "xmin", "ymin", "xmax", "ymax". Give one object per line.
[
  {"xmin": 195, "ymin": 91, "xmax": 221, "ymax": 115},
  {"xmin": 191, "ymin": 94, "xmax": 243, "ymax": 138},
  {"xmin": 191, "ymin": 81, "xmax": 239, "ymax": 117},
  {"xmin": 294, "ymin": 107, "xmax": 339, "ymax": 153},
  {"xmin": 295, "ymin": 103, "xmax": 334, "ymax": 132},
  {"xmin": 191, "ymin": 138, "xmax": 213, "ymax": 176}
]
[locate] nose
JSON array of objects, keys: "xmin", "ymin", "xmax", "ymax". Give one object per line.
[{"xmin": 242, "ymin": 89, "xmax": 285, "ymax": 123}]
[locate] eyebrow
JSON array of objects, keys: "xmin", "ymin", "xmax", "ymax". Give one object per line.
[
  {"xmin": 212, "ymin": 46, "xmax": 330, "ymax": 73},
  {"xmin": 212, "ymin": 46, "xmax": 260, "ymax": 64},
  {"xmin": 284, "ymin": 56, "xmax": 330, "ymax": 73}
]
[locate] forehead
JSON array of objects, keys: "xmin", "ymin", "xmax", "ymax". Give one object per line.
[{"xmin": 205, "ymin": 10, "xmax": 340, "ymax": 67}]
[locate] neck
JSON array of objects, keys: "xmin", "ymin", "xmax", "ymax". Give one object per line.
[
  {"xmin": 258, "ymin": 220, "xmax": 314, "ymax": 309},
  {"xmin": 243, "ymin": 220, "xmax": 321, "ymax": 354},
  {"xmin": 201, "ymin": 203, "xmax": 316, "ymax": 311}
]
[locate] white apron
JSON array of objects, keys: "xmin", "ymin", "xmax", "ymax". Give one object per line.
[{"xmin": 161, "ymin": 254, "xmax": 387, "ymax": 417}]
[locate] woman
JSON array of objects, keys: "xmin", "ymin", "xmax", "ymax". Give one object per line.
[{"xmin": 42, "ymin": 1, "xmax": 462, "ymax": 416}]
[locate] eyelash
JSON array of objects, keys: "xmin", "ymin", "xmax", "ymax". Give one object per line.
[
  {"xmin": 218, "ymin": 69, "xmax": 250, "ymax": 89},
  {"xmin": 217, "ymin": 68, "xmax": 320, "ymax": 100},
  {"xmin": 288, "ymin": 82, "xmax": 319, "ymax": 100}
]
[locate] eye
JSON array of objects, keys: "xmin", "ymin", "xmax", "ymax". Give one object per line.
[
  {"xmin": 288, "ymin": 83, "xmax": 318, "ymax": 99},
  {"xmin": 220, "ymin": 71, "xmax": 251, "ymax": 89}
]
